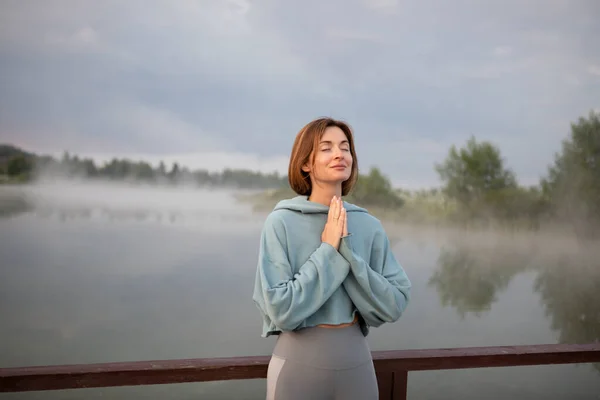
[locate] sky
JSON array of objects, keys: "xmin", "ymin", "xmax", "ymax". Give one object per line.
[{"xmin": 1, "ymin": 0, "xmax": 599, "ymax": 189}]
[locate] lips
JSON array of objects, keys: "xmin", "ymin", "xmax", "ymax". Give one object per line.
[{"xmin": 331, "ymin": 165, "xmax": 347, "ymax": 170}]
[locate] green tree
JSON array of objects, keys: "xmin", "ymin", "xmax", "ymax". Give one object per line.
[
  {"xmin": 348, "ymin": 167, "xmax": 404, "ymax": 209},
  {"xmin": 436, "ymin": 136, "xmax": 517, "ymax": 205},
  {"xmin": 82, "ymin": 159, "xmax": 98, "ymax": 177},
  {"xmin": 541, "ymin": 110, "xmax": 600, "ymax": 237},
  {"xmin": 134, "ymin": 161, "xmax": 155, "ymax": 181},
  {"xmin": 7, "ymin": 155, "xmax": 33, "ymax": 177},
  {"xmin": 435, "ymin": 136, "xmax": 520, "ymax": 225},
  {"xmin": 168, "ymin": 162, "xmax": 180, "ymax": 182},
  {"xmin": 158, "ymin": 161, "xmax": 167, "ymax": 178}
]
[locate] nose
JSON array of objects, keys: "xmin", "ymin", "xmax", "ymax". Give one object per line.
[{"xmin": 333, "ymin": 146, "xmax": 343, "ymax": 158}]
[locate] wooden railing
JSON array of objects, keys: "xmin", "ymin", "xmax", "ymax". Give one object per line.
[{"xmin": 1, "ymin": 343, "xmax": 599, "ymax": 399}]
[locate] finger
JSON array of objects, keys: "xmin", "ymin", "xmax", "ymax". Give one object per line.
[
  {"xmin": 338, "ymin": 207, "xmax": 345, "ymax": 230},
  {"xmin": 328, "ymin": 196, "xmax": 335, "ymax": 221},
  {"xmin": 327, "ymin": 196, "xmax": 335, "ymax": 223},
  {"xmin": 335, "ymin": 197, "xmax": 341, "ymax": 220}
]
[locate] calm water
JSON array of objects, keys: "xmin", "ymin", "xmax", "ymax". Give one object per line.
[{"xmin": 1, "ymin": 183, "xmax": 599, "ymax": 399}]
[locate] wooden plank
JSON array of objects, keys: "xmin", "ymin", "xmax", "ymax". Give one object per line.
[
  {"xmin": 1, "ymin": 343, "xmax": 599, "ymax": 393},
  {"xmin": 372, "ymin": 343, "xmax": 600, "ymax": 372},
  {"xmin": 0, "ymin": 356, "xmax": 271, "ymax": 392}
]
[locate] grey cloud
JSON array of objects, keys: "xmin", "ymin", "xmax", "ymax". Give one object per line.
[{"xmin": 0, "ymin": 0, "xmax": 598, "ymax": 187}]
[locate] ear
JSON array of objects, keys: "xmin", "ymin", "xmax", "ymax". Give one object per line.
[{"xmin": 301, "ymin": 163, "xmax": 311, "ymax": 173}]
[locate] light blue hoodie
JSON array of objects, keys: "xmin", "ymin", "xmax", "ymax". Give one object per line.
[{"xmin": 252, "ymin": 195, "xmax": 411, "ymax": 337}]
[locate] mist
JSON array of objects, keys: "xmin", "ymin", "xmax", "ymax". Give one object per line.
[
  {"xmin": 1, "ymin": 179, "xmax": 599, "ymax": 399},
  {"xmin": 1, "ymin": 0, "xmax": 599, "ymax": 396},
  {"xmin": 0, "ymin": 179, "xmax": 265, "ymax": 228}
]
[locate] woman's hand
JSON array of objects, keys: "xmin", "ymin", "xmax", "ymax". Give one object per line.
[{"xmin": 321, "ymin": 196, "xmax": 346, "ymax": 249}]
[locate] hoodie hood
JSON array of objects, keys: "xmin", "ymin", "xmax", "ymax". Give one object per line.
[{"xmin": 273, "ymin": 196, "xmax": 369, "ymax": 214}]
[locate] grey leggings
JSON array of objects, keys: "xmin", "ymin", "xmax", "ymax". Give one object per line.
[{"xmin": 266, "ymin": 323, "xmax": 378, "ymax": 399}]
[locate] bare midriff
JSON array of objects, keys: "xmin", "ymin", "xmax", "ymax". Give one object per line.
[{"xmin": 316, "ymin": 313, "xmax": 359, "ymax": 329}]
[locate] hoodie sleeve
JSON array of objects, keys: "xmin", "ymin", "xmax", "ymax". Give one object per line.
[
  {"xmin": 339, "ymin": 228, "xmax": 411, "ymax": 327},
  {"xmin": 253, "ymin": 214, "xmax": 351, "ymax": 331}
]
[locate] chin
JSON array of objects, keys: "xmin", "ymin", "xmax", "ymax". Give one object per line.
[{"xmin": 330, "ymin": 172, "xmax": 351, "ymax": 182}]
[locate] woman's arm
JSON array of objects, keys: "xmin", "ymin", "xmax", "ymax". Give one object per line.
[
  {"xmin": 339, "ymin": 229, "xmax": 411, "ymax": 327},
  {"xmin": 252, "ymin": 214, "xmax": 351, "ymax": 331}
]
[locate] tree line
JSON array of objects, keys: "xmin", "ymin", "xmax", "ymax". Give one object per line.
[
  {"xmin": 0, "ymin": 146, "xmax": 287, "ymax": 189},
  {"xmin": 432, "ymin": 110, "xmax": 599, "ymax": 237},
  {"xmin": 242, "ymin": 109, "xmax": 600, "ymax": 237},
  {"xmin": 2, "ymin": 109, "xmax": 598, "ymax": 236}
]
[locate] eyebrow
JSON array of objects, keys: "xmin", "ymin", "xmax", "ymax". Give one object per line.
[{"xmin": 319, "ymin": 140, "xmax": 349, "ymax": 145}]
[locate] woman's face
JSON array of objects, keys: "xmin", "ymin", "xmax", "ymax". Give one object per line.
[{"xmin": 303, "ymin": 126, "xmax": 353, "ymax": 186}]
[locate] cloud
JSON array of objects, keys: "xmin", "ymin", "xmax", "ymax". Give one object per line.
[
  {"xmin": 361, "ymin": 0, "xmax": 400, "ymax": 13},
  {"xmin": 1, "ymin": 0, "xmax": 599, "ymax": 189},
  {"xmin": 588, "ymin": 65, "xmax": 600, "ymax": 76},
  {"xmin": 44, "ymin": 26, "xmax": 100, "ymax": 48},
  {"xmin": 491, "ymin": 46, "xmax": 513, "ymax": 58},
  {"xmin": 97, "ymin": 101, "xmax": 224, "ymax": 153},
  {"xmin": 325, "ymin": 28, "xmax": 384, "ymax": 43}
]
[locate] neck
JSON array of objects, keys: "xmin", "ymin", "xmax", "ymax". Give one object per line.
[{"xmin": 308, "ymin": 184, "xmax": 342, "ymax": 206}]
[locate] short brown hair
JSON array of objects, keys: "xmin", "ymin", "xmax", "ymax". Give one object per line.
[{"xmin": 288, "ymin": 117, "xmax": 359, "ymax": 196}]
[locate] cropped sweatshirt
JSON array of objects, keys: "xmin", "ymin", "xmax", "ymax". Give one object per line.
[{"xmin": 252, "ymin": 196, "xmax": 411, "ymax": 337}]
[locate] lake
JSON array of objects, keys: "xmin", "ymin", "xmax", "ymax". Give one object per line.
[{"xmin": 1, "ymin": 182, "xmax": 599, "ymax": 399}]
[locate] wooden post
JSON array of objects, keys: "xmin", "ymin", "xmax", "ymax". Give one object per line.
[
  {"xmin": 377, "ymin": 370, "xmax": 408, "ymax": 400},
  {"xmin": 392, "ymin": 371, "xmax": 408, "ymax": 400}
]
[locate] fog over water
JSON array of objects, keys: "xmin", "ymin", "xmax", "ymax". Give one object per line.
[{"xmin": 1, "ymin": 182, "xmax": 599, "ymax": 399}]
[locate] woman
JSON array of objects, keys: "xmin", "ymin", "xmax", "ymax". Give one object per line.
[{"xmin": 252, "ymin": 117, "xmax": 411, "ymax": 399}]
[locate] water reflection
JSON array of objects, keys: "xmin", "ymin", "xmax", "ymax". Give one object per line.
[
  {"xmin": 429, "ymin": 243, "xmax": 528, "ymax": 317},
  {"xmin": 533, "ymin": 250, "xmax": 600, "ymax": 372},
  {"xmin": 430, "ymin": 239, "xmax": 600, "ymax": 373},
  {"xmin": 0, "ymin": 191, "xmax": 34, "ymax": 218}
]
